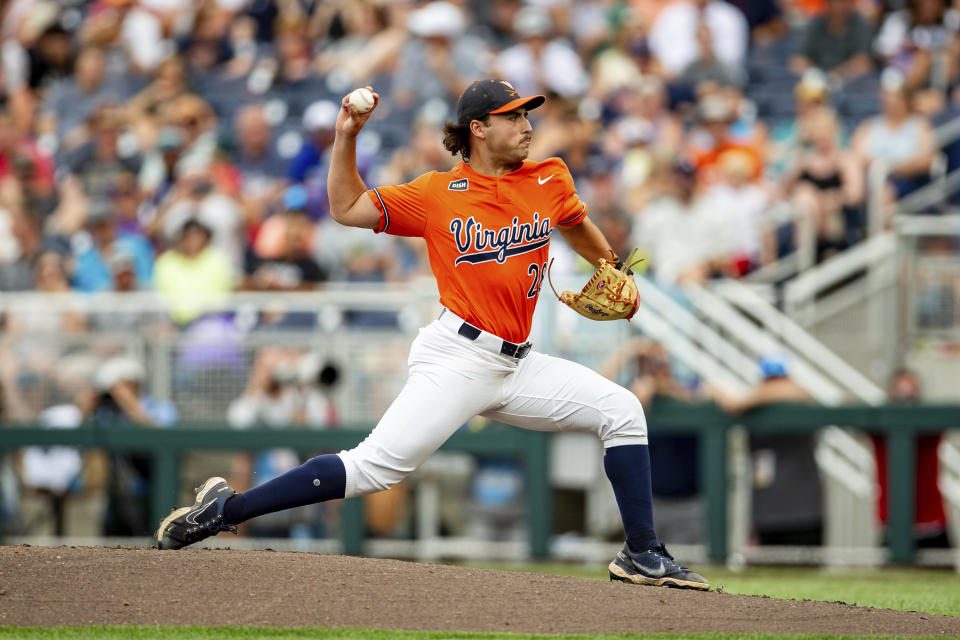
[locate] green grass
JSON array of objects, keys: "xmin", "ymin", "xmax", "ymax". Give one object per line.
[
  {"xmin": 0, "ymin": 630, "xmax": 955, "ymax": 640},
  {"xmin": 707, "ymin": 566, "xmax": 960, "ymax": 616},
  {"xmin": 461, "ymin": 562, "xmax": 960, "ymax": 617}
]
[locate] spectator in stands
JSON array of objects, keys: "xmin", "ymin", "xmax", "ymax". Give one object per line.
[
  {"xmin": 119, "ymin": 0, "xmax": 192, "ymax": 74},
  {"xmin": 93, "ymin": 355, "xmax": 176, "ymax": 537},
  {"xmin": 790, "ymin": 0, "xmax": 874, "ymax": 85},
  {"xmin": 94, "ymin": 356, "xmax": 175, "ymax": 428},
  {"xmin": 160, "ymin": 94, "xmax": 218, "ymax": 178},
  {"xmin": 40, "ymin": 44, "xmax": 129, "ymax": 151},
  {"xmin": 179, "ymin": 4, "xmax": 234, "ymax": 82},
  {"xmin": 678, "ymin": 13, "xmax": 747, "ymax": 89},
  {"xmin": 232, "ymin": 103, "xmax": 287, "ymax": 225},
  {"xmin": 3, "ymin": 12, "xmax": 73, "ymax": 92},
  {"xmin": 0, "ymin": 107, "xmax": 56, "ymax": 221},
  {"xmin": 494, "ymin": 5, "xmax": 588, "ymax": 99},
  {"xmin": 700, "ymin": 147, "xmax": 773, "ymax": 276},
  {"xmin": 647, "ymin": 0, "xmax": 749, "ymax": 80},
  {"xmin": 289, "ymin": 100, "xmax": 338, "ymax": 185},
  {"xmin": 2, "ymin": 15, "xmax": 73, "ymax": 130},
  {"xmin": 737, "ymin": 0, "xmax": 788, "ymax": 47},
  {"xmin": 221, "ymin": 14, "xmax": 259, "ymax": 79},
  {"xmin": 243, "ymin": 185, "xmax": 327, "ymax": 293},
  {"xmin": 0, "ymin": 211, "xmax": 42, "ymax": 291},
  {"xmin": 606, "ymin": 120, "xmax": 660, "ymax": 216},
  {"xmin": 151, "ymin": 164, "xmax": 244, "ymax": 270},
  {"xmin": 14, "ymin": 403, "xmax": 105, "ymax": 538},
  {"xmin": 847, "ymin": 68, "xmax": 936, "ymax": 220},
  {"xmin": 622, "ymin": 75, "xmax": 684, "ymax": 157},
  {"xmin": 233, "ymin": 103, "xmax": 286, "ymax": 182},
  {"xmin": 70, "ymin": 198, "xmax": 153, "ymax": 292},
  {"xmin": 228, "ymin": 348, "xmax": 338, "ymax": 431},
  {"xmin": 287, "ymin": 99, "xmax": 340, "ymax": 219},
  {"xmin": 49, "ymin": 104, "xmax": 142, "ymax": 237},
  {"xmin": 711, "ymin": 356, "xmax": 823, "ymax": 546},
  {"xmin": 313, "ymin": 1, "xmax": 406, "ymax": 91},
  {"xmin": 872, "ymin": 368, "xmax": 949, "ymax": 548},
  {"xmin": 139, "ymin": 125, "xmax": 186, "ymax": 206},
  {"xmin": 875, "ymin": 0, "xmax": 959, "ymax": 115},
  {"xmin": 779, "ymin": 107, "xmax": 857, "ymax": 260},
  {"xmin": 630, "ymin": 160, "xmax": 714, "ymax": 286},
  {"xmin": 378, "ymin": 104, "xmax": 457, "ymax": 185},
  {"xmin": 76, "ymin": 0, "xmax": 134, "ymax": 56},
  {"xmin": 768, "ymin": 69, "xmax": 833, "ymax": 179},
  {"xmin": 153, "ymin": 218, "xmax": 235, "ymax": 326},
  {"xmin": 599, "ymin": 337, "xmax": 695, "ymax": 408},
  {"xmin": 110, "ymin": 171, "xmax": 146, "ymax": 236},
  {"xmin": 392, "ymin": 1, "xmax": 490, "ymax": 111},
  {"xmin": 590, "ymin": 8, "xmax": 667, "ymax": 98},
  {"xmin": 686, "ymin": 92, "xmax": 765, "ymax": 186},
  {"xmin": 125, "ymin": 55, "xmax": 190, "ymax": 144}
]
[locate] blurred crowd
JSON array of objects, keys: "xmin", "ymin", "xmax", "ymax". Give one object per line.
[
  {"xmin": 1, "ymin": 0, "xmax": 959, "ymax": 306},
  {"xmin": 2, "ymin": 0, "xmax": 959, "ymax": 542}
]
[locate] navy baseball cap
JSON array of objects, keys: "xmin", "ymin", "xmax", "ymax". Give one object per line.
[{"xmin": 456, "ymin": 79, "xmax": 545, "ymax": 125}]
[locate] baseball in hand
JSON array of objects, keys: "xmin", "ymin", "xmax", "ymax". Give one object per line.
[{"xmin": 348, "ymin": 88, "xmax": 375, "ymax": 113}]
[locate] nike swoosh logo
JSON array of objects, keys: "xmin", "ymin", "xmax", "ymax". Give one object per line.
[
  {"xmin": 638, "ymin": 559, "xmax": 666, "ymax": 577},
  {"xmin": 185, "ymin": 503, "xmax": 213, "ymax": 526},
  {"xmin": 538, "ymin": 174, "xmax": 555, "ymax": 185}
]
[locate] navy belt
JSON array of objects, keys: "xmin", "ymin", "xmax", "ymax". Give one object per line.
[
  {"xmin": 456, "ymin": 323, "xmax": 532, "ymax": 359},
  {"xmin": 439, "ymin": 308, "xmax": 532, "ymax": 359}
]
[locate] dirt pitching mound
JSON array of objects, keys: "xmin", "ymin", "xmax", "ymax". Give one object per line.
[{"xmin": 1, "ymin": 545, "xmax": 958, "ymax": 636}]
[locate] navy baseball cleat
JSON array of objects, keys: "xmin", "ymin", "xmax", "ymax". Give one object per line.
[
  {"xmin": 608, "ymin": 543, "xmax": 710, "ymax": 590},
  {"xmin": 156, "ymin": 477, "xmax": 238, "ymax": 550}
]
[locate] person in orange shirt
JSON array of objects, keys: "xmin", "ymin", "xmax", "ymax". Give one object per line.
[{"xmin": 156, "ymin": 79, "xmax": 709, "ymax": 590}]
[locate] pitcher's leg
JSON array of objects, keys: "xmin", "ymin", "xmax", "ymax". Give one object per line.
[
  {"xmin": 223, "ymin": 454, "xmax": 346, "ymax": 524},
  {"xmin": 483, "ymin": 353, "xmax": 656, "ymax": 548},
  {"xmin": 339, "ymin": 363, "xmax": 494, "ymax": 497},
  {"xmin": 483, "ymin": 352, "xmax": 708, "ymax": 589},
  {"xmin": 231, "ymin": 362, "xmax": 494, "ymax": 526},
  {"xmin": 481, "ymin": 351, "xmax": 646, "ymax": 446}
]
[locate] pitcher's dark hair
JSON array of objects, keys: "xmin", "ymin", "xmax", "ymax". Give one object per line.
[{"xmin": 442, "ymin": 115, "xmax": 490, "ymax": 162}]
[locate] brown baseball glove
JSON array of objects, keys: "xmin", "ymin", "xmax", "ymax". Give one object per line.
[{"xmin": 547, "ymin": 252, "xmax": 641, "ymax": 321}]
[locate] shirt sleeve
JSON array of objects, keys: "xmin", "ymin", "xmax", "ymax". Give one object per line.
[
  {"xmin": 366, "ymin": 171, "xmax": 434, "ymax": 237},
  {"xmin": 554, "ymin": 160, "xmax": 588, "ymax": 227}
]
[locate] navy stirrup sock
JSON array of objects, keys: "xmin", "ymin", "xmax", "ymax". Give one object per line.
[
  {"xmin": 222, "ymin": 454, "xmax": 346, "ymax": 525},
  {"xmin": 603, "ymin": 444, "xmax": 658, "ymax": 553}
]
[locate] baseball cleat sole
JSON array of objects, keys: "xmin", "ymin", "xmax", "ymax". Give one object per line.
[{"xmin": 608, "ymin": 561, "xmax": 711, "ymax": 590}]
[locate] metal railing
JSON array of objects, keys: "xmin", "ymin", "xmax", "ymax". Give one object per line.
[
  {"xmin": 781, "ymin": 232, "xmax": 898, "ymax": 328},
  {"xmin": 717, "ymin": 279, "xmax": 887, "ymax": 404}
]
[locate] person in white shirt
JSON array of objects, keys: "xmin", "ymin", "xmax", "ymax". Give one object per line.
[
  {"xmin": 648, "ymin": 0, "xmax": 748, "ymax": 79},
  {"xmin": 494, "ymin": 5, "xmax": 588, "ymax": 98}
]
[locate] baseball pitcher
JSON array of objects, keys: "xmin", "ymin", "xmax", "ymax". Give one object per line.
[{"xmin": 156, "ymin": 79, "xmax": 709, "ymax": 590}]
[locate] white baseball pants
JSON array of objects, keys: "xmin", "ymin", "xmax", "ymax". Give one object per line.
[{"xmin": 338, "ymin": 310, "xmax": 648, "ymax": 498}]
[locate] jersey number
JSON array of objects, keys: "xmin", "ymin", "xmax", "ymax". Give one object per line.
[{"xmin": 527, "ymin": 262, "xmax": 548, "ymax": 298}]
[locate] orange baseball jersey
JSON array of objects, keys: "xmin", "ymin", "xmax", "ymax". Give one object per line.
[{"xmin": 366, "ymin": 157, "xmax": 587, "ymax": 343}]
